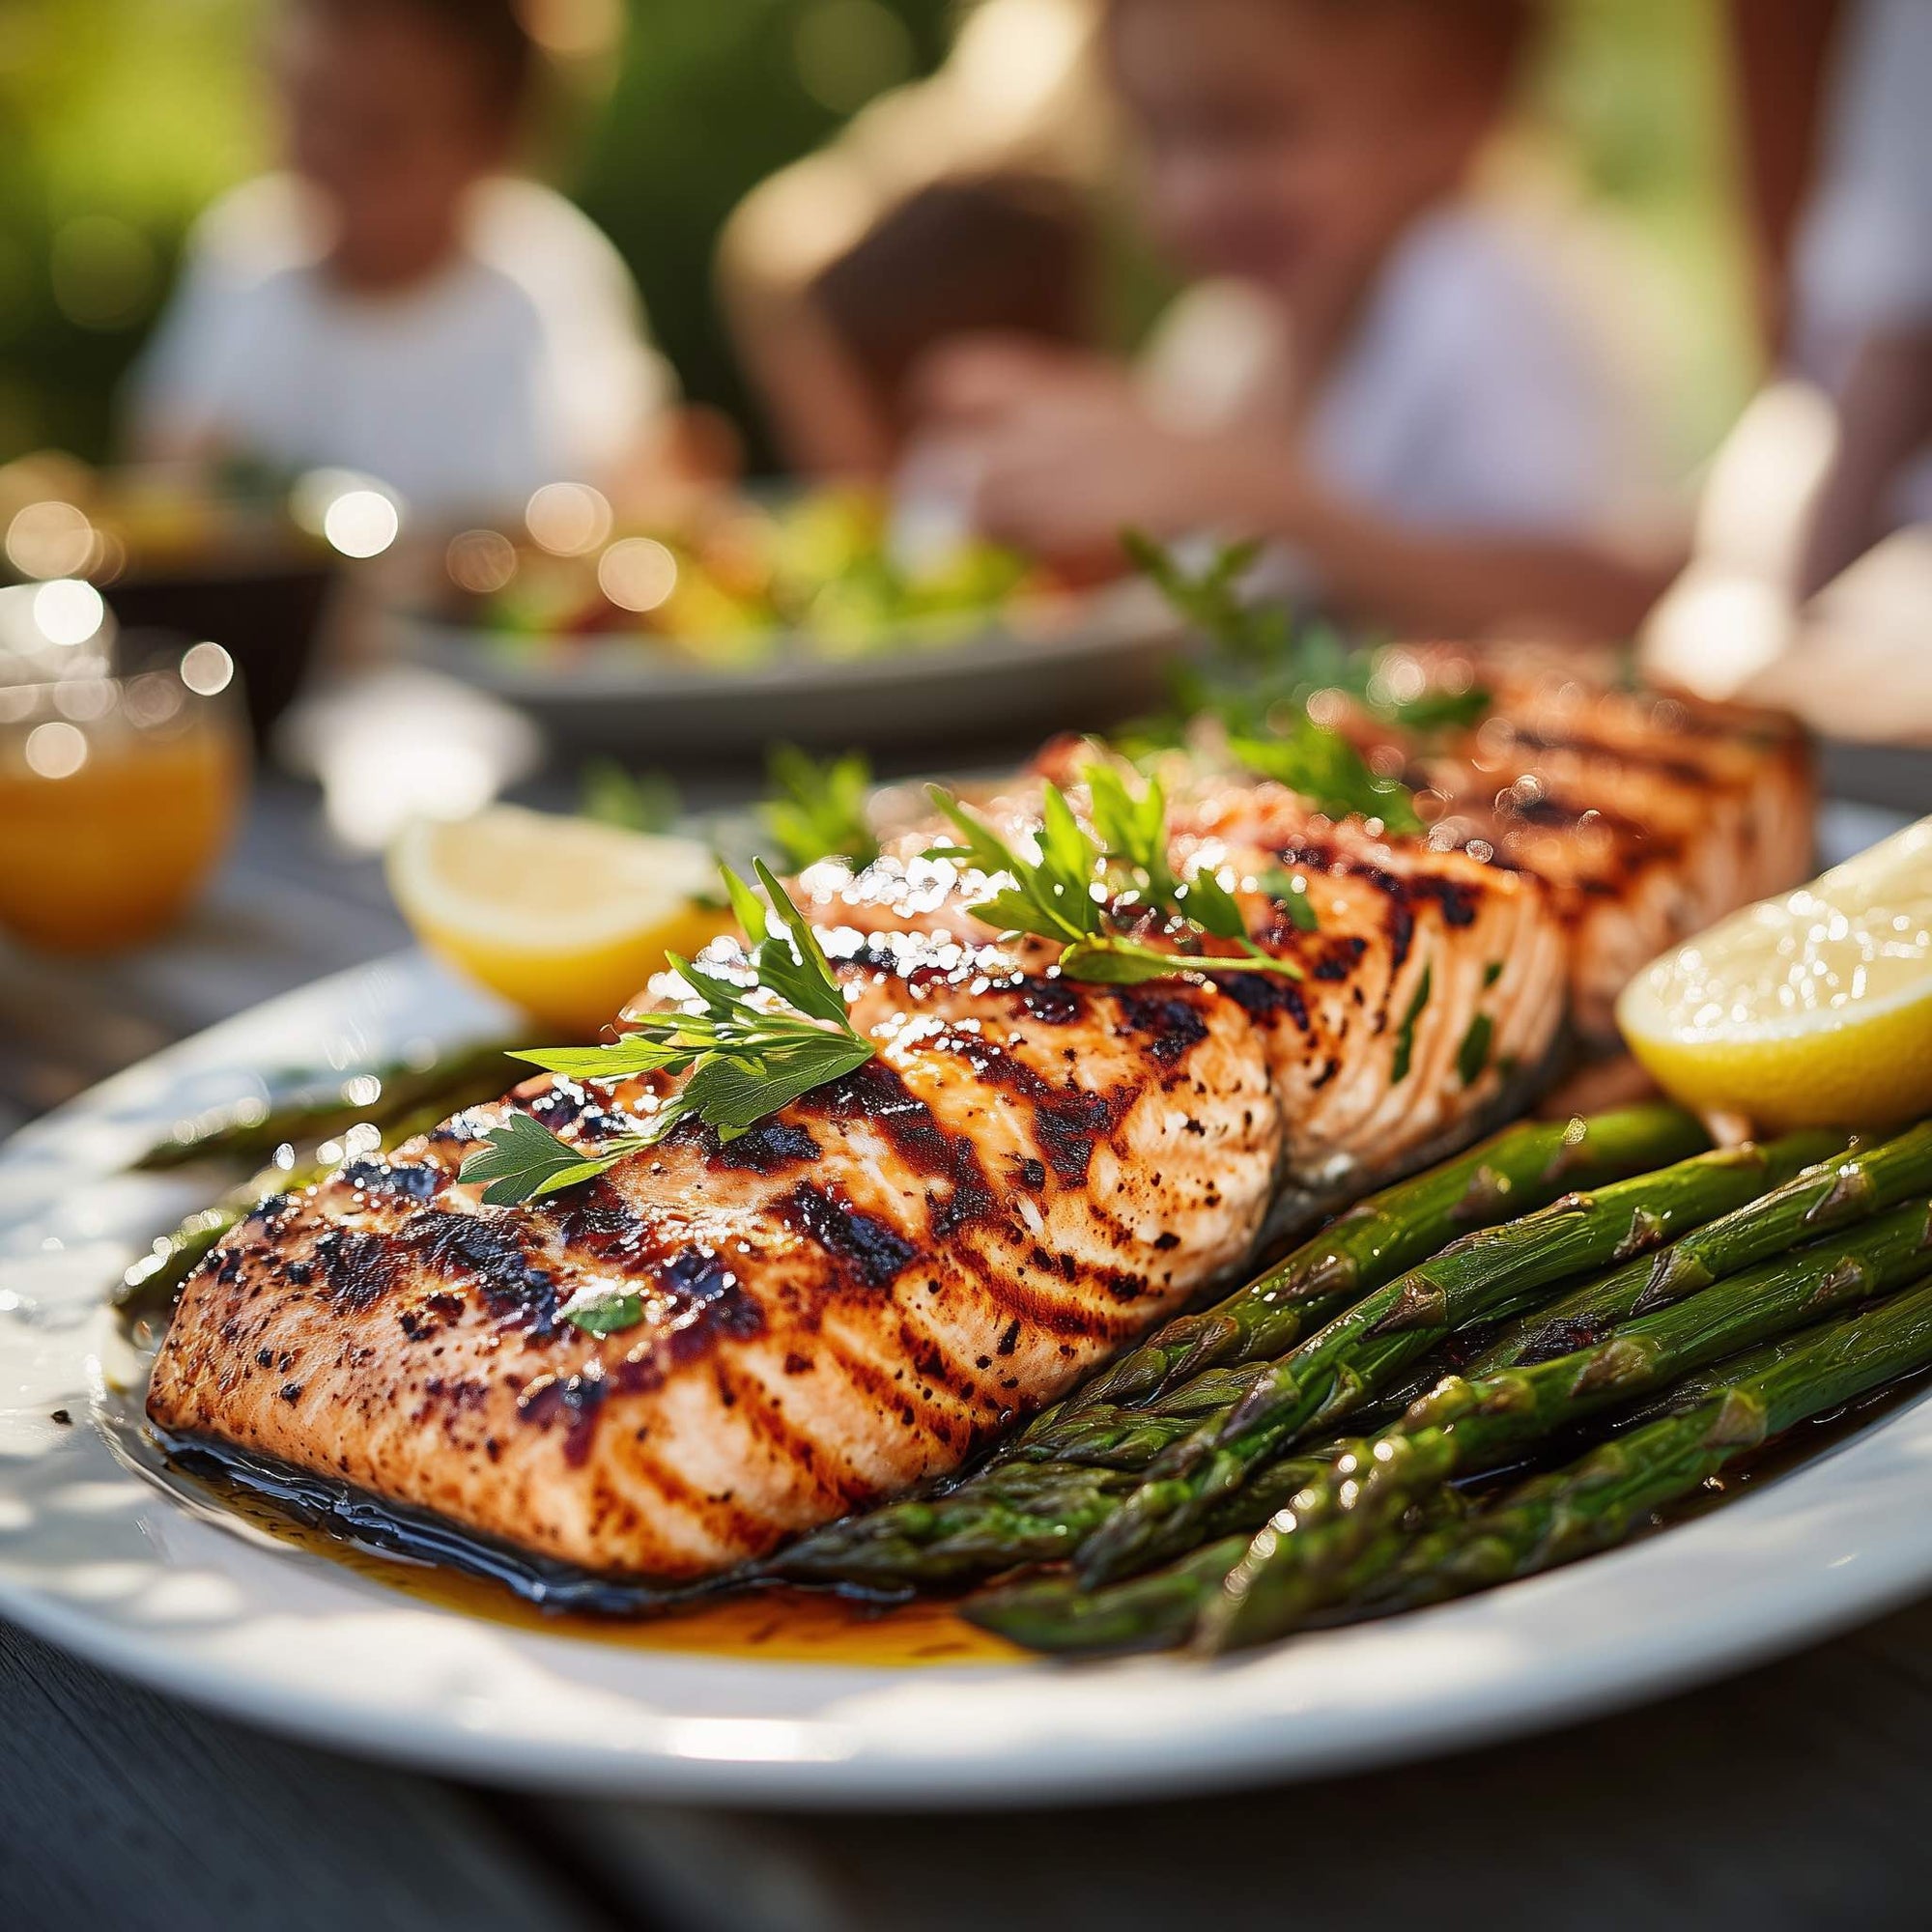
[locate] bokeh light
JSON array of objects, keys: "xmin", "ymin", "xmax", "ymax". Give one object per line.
[
  {"xmin": 124, "ymin": 669, "xmax": 185, "ymax": 728},
  {"xmin": 323, "ymin": 489, "xmax": 401, "ymax": 558},
  {"xmin": 7, "ymin": 500, "xmax": 95, "ymax": 579},
  {"xmin": 597, "ymin": 536, "xmax": 678, "ymax": 612},
  {"xmin": 446, "ymin": 527, "xmax": 519, "ymax": 595},
  {"xmin": 24, "ymin": 721, "xmax": 87, "ymax": 780},
  {"xmin": 53, "ymin": 676, "xmax": 117, "ymax": 722},
  {"xmin": 180, "ymin": 640, "xmax": 235, "ymax": 696},
  {"xmin": 31, "ymin": 578, "xmax": 105, "ymax": 647},
  {"xmin": 526, "ymin": 481, "xmax": 612, "ymax": 556}
]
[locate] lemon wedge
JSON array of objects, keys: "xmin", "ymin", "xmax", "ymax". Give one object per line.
[
  {"xmin": 1617, "ymin": 816, "xmax": 1932, "ymax": 1129},
  {"xmin": 387, "ymin": 807, "xmax": 728, "ymax": 1037}
]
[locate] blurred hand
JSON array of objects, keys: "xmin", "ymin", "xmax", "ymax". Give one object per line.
[
  {"xmin": 948, "ymin": 387, "xmax": 1292, "ymax": 563},
  {"xmin": 909, "ymin": 335, "xmax": 1138, "ymax": 432}
]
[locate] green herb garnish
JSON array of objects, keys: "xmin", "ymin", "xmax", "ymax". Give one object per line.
[
  {"xmin": 1389, "ymin": 963, "xmax": 1433, "ymax": 1085},
  {"xmin": 1456, "ymin": 1011, "xmax": 1494, "ymax": 1088},
  {"xmin": 581, "ymin": 759, "xmax": 681, "ymax": 835},
  {"xmin": 558, "ymin": 1287, "xmax": 647, "ymax": 1336},
  {"xmin": 1230, "ymin": 725, "xmax": 1424, "ymax": 835},
  {"xmin": 1257, "ymin": 869, "xmax": 1320, "ymax": 931},
  {"xmin": 925, "ymin": 775, "xmax": 1302, "ymax": 986},
  {"xmin": 1122, "ymin": 530, "xmax": 1288, "ymax": 667},
  {"xmin": 760, "ymin": 745, "xmax": 881, "ymax": 872},
  {"xmin": 458, "ymin": 861, "xmax": 875, "ymax": 1208},
  {"xmin": 1118, "ymin": 534, "xmax": 1488, "ymax": 803}
]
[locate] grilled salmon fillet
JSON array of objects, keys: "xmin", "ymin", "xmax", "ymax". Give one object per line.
[
  {"xmin": 146, "ymin": 663, "xmax": 1809, "ymax": 1580},
  {"xmin": 147, "ymin": 800, "xmax": 1554, "ymax": 1577}
]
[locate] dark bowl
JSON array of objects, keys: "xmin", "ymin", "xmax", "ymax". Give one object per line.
[{"xmin": 104, "ymin": 562, "xmax": 337, "ymax": 746}]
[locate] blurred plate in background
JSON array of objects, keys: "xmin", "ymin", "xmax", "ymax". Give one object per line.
[{"xmin": 391, "ymin": 579, "xmax": 1185, "ymax": 755}]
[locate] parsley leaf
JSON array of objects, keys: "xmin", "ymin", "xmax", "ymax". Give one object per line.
[
  {"xmin": 580, "ymin": 760, "xmax": 682, "ymax": 835},
  {"xmin": 1230, "ymin": 725, "xmax": 1424, "ymax": 835},
  {"xmin": 925, "ymin": 776, "xmax": 1302, "ymax": 984},
  {"xmin": 760, "ymin": 746, "xmax": 881, "ymax": 872},
  {"xmin": 1456, "ymin": 1010, "xmax": 1494, "ymax": 1088},
  {"xmin": 1118, "ymin": 533, "xmax": 1486, "ymax": 810},
  {"xmin": 458, "ymin": 863, "xmax": 875, "ymax": 1208},
  {"xmin": 1257, "ymin": 869, "xmax": 1320, "ymax": 930},
  {"xmin": 460, "ymin": 1110, "xmax": 654, "ymax": 1208},
  {"xmin": 1389, "ymin": 964, "xmax": 1433, "ymax": 1085},
  {"xmin": 559, "ymin": 1287, "xmax": 647, "ymax": 1336}
]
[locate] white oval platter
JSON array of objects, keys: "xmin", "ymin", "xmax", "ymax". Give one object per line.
[{"xmin": 2, "ymin": 947, "xmax": 1929, "ymax": 1809}]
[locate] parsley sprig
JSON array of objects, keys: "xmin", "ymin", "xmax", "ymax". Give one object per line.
[
  {"xmin": 925, "ymin": 771, "xmax": 1302, "ymax": 986},
  {"xmin": 760, "ymin": 745, "xmax": 881, "ymax": 872},
  {"xmin": 1120, "ymin": 533, "xmax": 1486, "ymax": 827},
  {"xmin": 458, "ymin": 861, "xmax": 874, "ymax": 1208}
]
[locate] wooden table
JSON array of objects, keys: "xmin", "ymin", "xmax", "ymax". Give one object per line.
[{"xmin": 4, "ymin": 774, "xmax": 1928, "ymax": 1932}]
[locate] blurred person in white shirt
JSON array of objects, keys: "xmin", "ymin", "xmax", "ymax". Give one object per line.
[
  {"xmin": 1782, "ymin": 0, "xmax": 1932, "ymax": 594},
  {"xmin": 128, "ymin": 0, "xmax": 674, "ymax": 520},
  {"xmin": 910, "ymin": 0, "xmax": 1681, "ymax": 639}
]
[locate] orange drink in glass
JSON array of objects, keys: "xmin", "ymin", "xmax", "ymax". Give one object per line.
[{"xmin": 0, "ymin": 641, "xmax": 248, "ymax": 953}]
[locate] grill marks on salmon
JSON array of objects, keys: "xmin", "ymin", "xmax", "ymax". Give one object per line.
[
  {"xmin": 1397, "ymin": 666, "xmax": 1813, "ymax": 1035},
  {"xmin": 148, "ymin": 957, "xmax": 1286, "ymax": 1577},
  {"xmin": 145, "ymin": 663, "xmax": 1809, "ymax": 1580}
]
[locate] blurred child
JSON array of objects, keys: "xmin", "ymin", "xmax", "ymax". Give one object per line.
[
  {"xmin": 731, "ymin": 174, "xmax": 1094, "ymax": 481},
  {"xmin": 915, "ymin": 0, "xmax": 1679, "ymax": 639},
  {"xmin": 128, "ymin": 0, "xmax": 672, "ymax": 517}
]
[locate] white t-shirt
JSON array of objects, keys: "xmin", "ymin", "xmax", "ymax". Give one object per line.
[
  {"xmin": 129, "ymin": 176, "xmax": 674, "ymax": 517},
  {"xmin": 1145, "ymin": 200, "xmax": 1669, "ymax": 559},
  {"xmin": 1307, "ymin": 202, "xmax": 1665, "ymax": 540},
  {"xmin": 1792, "ymin": 0, "xmax": 1932, "ymax": 521}
]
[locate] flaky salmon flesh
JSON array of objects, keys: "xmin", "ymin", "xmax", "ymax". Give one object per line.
[{"xmin": 147, "ymin": 667, "xmax": 1813, "ymax": 1580}]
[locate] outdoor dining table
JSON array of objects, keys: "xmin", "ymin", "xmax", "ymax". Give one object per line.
[{"xmin": 4, "ymin": 770, "xmax": 1931, "ymax": 1932}]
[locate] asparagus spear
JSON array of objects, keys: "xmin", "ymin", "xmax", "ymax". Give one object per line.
[
  {"xmin": 133, "ymin": 1040, "xmax": 519, "ymax": 1171},
  {"xmin": 117, "ymin": 1162, "xmax": 322, "ymax": 1320},
  {"xmin": 1360, "ymin": 1272, "xmax": 1932, "ymax": 1616},
  {"xmin": 1197, "ymin": 1199, "xmax": 1932, "ymax": 1652},
  {"xmin": 1463, "ymin": 1122, "xmax": 1929, "ymax": 1377},
  {"xmin": 969, "ymin": 1198, "xmax": 1931, "ymax": 1655},
  {"xmin": 968, "ymin": 1537, "xmax": 1256, "ymax": 1656},
  {"xmin": 1074, "ymin": 1129, "xmax": 1847, "ymax": 1585},
  {"xmin": 963, "ymin": 1447, "xmax": 1441, "ymax": 1654},
  {"xmin": 769, "ymin": 1123, "xmax": 1812, "ymax": 1592},
  {"xmin": 1032, "ymin": 1106, "xmax": 1705, "ymax": 1419},
  {"xmin": 769, "ymin": 1463, "xmax": 1139, "ymax": 1589}
]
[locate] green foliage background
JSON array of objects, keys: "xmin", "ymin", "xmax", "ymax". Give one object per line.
[{"xmin": 0, "ymin": 0, "xmax": 1757, "ymax": 469}]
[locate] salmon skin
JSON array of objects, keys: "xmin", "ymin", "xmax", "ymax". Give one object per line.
[{"xmin": 146, "ymin": 669, "xmax": 1810, "ymax": 1581}]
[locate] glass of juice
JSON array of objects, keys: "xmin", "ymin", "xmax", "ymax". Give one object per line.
[{"xmin": 0, "ymin": 639, "xmax": 249, "ymax": 953}]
